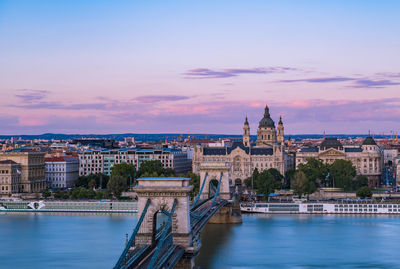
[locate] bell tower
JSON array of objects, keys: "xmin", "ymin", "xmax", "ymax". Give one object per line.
[
  {"xmin": 243, "ymin": 116, "xmax": 250, "ymax": 147},
  {"xmin": 277, "ymin": 116, "xmax": 284, "ymax": 144}
]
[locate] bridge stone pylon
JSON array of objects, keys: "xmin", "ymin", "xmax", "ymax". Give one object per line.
[
  {"xmin": 134, "ymin": 177, "xmax": 193, "ymax": 247},
  {"xmin": 199, "ymin": 161, "xmax": 231, "ymax": 200}
]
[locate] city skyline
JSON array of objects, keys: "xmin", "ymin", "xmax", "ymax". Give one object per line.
[{"xmin": 1, "ymin": 1, "xmax": 399, "ymax": 135}]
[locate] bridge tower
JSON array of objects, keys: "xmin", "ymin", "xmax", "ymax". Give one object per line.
[
  {"xmin": 199, "ymin": 161, "xmax": 242, "ymax": 224},
  {"xmin": 135, "ymin": 177, "xmax": 193, "ymax": 247},
  {"xmin": 199, "ymin": 161, "xmax": 231, "ymax": 200}
]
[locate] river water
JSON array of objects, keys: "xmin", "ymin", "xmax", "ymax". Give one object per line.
[{"xmin": 1, "ymin": 213, "xmax": 400, "ymax": 269}]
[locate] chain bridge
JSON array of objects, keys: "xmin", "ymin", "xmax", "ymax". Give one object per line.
[{"xmin": 113, "ymin": 162, "xmax": 242, "ymax": 269}]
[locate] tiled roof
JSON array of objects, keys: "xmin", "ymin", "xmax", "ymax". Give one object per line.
[
  {"xmin": 203, "ymin": 147, "xmax": 226, "ymax": 155},
  {"xmin": 250, "ymin": 148, "xmax": 273, "ymax": 155},
  {"xmin": 45, "ymin": 156, "xmax": 79, "ymax": 162},
  {"xmin": 345, "ymin": 147, "xmax": 363, "ymax": 152},
  {"xmin": 227, "ymin": 141, "xmax": 249, "ymax": 154},
  {"xmin": 299, "ymin": 147, "xmax": 319, "ymax": 152},
  {"xmin": 0, "ymin": 160, "xmax": 18, "ymax": 165}
]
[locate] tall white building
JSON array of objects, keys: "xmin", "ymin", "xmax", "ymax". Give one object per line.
[
  {"xmin": 78, "ymin": 148, "xmax": 192, "ymax": 176},
  {"xmin": 45, "ymin": 156, "xmax": 79, "ymax": 188}
]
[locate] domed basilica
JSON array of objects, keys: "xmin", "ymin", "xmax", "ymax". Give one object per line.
[{"xmin": 193, "ymin": 104, "xmax": 291, "ymax": 182}]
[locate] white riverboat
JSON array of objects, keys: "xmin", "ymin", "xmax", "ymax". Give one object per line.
[{"xmin": 240, "ymin": 202, "xmax": 400, "ymax": 214}]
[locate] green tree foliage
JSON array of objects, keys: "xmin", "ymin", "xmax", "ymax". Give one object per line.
[
  {"xmin": 111, "ymin": 163, "xmax": 136, "ymax": 187},
  {"xmin": 138, "ymin": 160, "xmax": 164, "ymax": 177},
  {"xmin": 268, "ymin": 168, "xmax": 283, "ymax": 183},
  {"xmin": 291, "ymin": 171, "xmax": 308, "ymax": 198},
  {"xmin": 42, "ymin": 189, "xmax": 51, "ymax": 199},
  {"xmin": 107, "ymin": 175, "xmax": 128, "ymax": 198},
  {"xmin": 252, "ymin": 169, "xmax": 282, "ymax": 200},
  {"xmin": 330, "ymin": 159, "xmax": 356, "ymax": 191},
  {"xmin": 298, "ymin": 158, "xmax": 329, "ymax": 186},
  {"xmin": 284, "ymin": 169, "xmax": 296, "ymax": 189},
  {"xmin": 180, "ymin": 172, "xmax": 200, "ymax": 197},
  {"xmin": 244, "ymin": 177, "xmax": 252, "ymax": 188},
  {"xmin": 75, "ymin": 173, "xmax": 109, "ymax": 189},
  {"xmin": 138, "ymin": 160, "xmax": 176, "ymax": 178},
  {"xmin": 352, "ymin": 175, "xmax": 369, "ymax": 190},
  {"xmin": 356, "ymin": 186, "xmax": 373, "ymax": 199}
]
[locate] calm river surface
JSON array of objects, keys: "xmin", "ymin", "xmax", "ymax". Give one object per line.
[{"xmin": 1, "ymin": 213, "xmax": 400, "ymax": 269}]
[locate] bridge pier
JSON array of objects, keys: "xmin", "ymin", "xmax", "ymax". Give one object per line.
[
  {"xmin": 174, "ymin": 256, "xmax": 195, "ymax": 269},
  {"xmin": 208, "ymin": 202, "xmax": 242, "ymax": 224}
]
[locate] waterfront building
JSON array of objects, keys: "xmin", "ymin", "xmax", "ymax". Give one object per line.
[
  {"xmin": 296, "ymin": 137, "xmax": 383, "ymax": 187},
  {"xmin": 45, "ymin": 156, "xmax": 79, "ymax": 189},
  {"xmin": 78, "ymin": 148, "xmax": 191, "ymax": 176},
  {"xmin": 193, "ymin": 104, "xmax": 291, "ymax": 182},
  {"xmin": 0, "ymin": 160, "xmax": 21, "ymax": 195},
  {"xmin": 0, "ymin": 149, "xmax": 46, "ymax": 193}
]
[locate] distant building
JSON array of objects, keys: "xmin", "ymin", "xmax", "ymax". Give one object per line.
[
  {"xmin": 0, "ymin": 160, "xmax": 21, "ymax": 195},
  {"xmin": 45, "ymin": 156, "xmax": 79, "ymax": 189},
  {"xmin": 193, "ymin": 104, "xmax": 290, "ymax": 182},
  {"xmin": 0, "ymin": 149, "xmax": 46, "ymax": 193},
  {"xmin": 71, "ymin": 138, "xmax": 118, "ymax": 149},
  {"xmin": 296, "ymin": 137, "xmax": 383, "ymax": 187},
  {"xmin": 78, "ymin": 148, "xmax": 191, "ymax": 176}
]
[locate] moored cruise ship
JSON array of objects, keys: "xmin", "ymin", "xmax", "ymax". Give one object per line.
[{"xmin": 240, "ymin": 203, "xmax": 400, "ymax": 214}]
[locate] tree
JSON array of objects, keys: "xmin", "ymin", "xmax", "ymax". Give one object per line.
[
  {"xmin": 75, "ymin": 173, "xmax": 109, "ymax": 189},
  {"xmin": 138, "ymin": 160, "xmax": 164, "ymax": 177},
  {"xmin": 107, "ymin": 175, "xmax": 128, "ymax": 198},
  {"xmin": 61, "ymin": 190, "xmax": 70, "ymax": 199},
  {"xmin": 181, "ymin": 172, "xmax": 200, "ymax": 197},
  {"xmin": 330, "ymin": 159, "xmax": 356, "ymax": 191},
  {"xmin": 268, "ymin": 168, "xmax": 283, "ymax": 183},
  {"xmin": 284, "ymin": 169, "xmax": 296, "ymax": 189},
  {"xmin": 54, "ymin": 190, "xmax": 63, "ymax": 199},
  {"xmin": 164, "ymin": 168, "xmax": 176, "ymax": 177},
  {"xmin": 42, "ymin": 189, "xmax": 51, "ymax": 199},
  {"xmin": 96, "ymin": 191, "xmax": 104, "ymax": 200},
  {"xmin": 255, "ymin": 170, "xmax": 282, "ymax": 200},
  {"xmin": 88, "ymin": 178, "xmax": 96, "ymax": 189},
  {"xmin": 75, "ymin": 176, "xmax": 90, "ymax": 188},
  {"xmin": 244, "ymin": 177, "xmax": 252, "ymax": 188},
  {"xmin": 352, "ymin": 175, "xmax": 369, "ymax": 190},
  {"xmin": 111, "ymin": 163, "xmax": 136, "ymax": 187},
  {"xmin": 291, "ymin": 171, "xmax": 307, "ymax": 198},
  {"xmin": 356, "ymin": 186, "xmax": 373, "ymax": 199},
  {"xmin": 298, "ymin": 158, "xmax": 329, "ymax": 187}
]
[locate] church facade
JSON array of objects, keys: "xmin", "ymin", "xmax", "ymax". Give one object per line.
[{"xmin": 193, "ymin": 105, "xmax": 290, "ymax": 182}]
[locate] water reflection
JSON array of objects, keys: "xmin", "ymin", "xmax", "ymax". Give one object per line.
[{"xmin": 195, "ymin": 223, "xmax": 237, "ymax": 268}]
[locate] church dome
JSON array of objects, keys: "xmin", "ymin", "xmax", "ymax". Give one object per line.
[
  {"xmin": 320, "ymin": 137, "xmax": 343, "ymax": 150},
  {"xmin": 362, "ymin": 136, "xmax": 377, "ymax": 146},
  {"xmin": 258, "ymin": 105, "xmax": 275, "ymax": 128}
]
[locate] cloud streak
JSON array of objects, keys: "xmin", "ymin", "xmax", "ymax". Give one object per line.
[
  {"xmin": 349, "ymin": 79, "xmax": 400, "ymax": 88},
  {"xmin": 184, "ymin": 66, "xmax": 296, "ymax": 79},
  {"xmin": 279, "ymin": 76, "xmax": 400, "ymax": 88},
  {"xmin": 133, "ymin": 95, "xmax": 191, "ymax": 103},
  {"xmin": 14, "ymin": 89, "xmax": 49, "ymax": 103},
  {"xmin": 279, "ymin": 77, "xmax": 355, "ymax": 83}
]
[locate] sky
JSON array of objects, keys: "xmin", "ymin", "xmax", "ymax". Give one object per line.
[{"xmin": 0, "ymin": 0, "xmax": 399, "ymax": 135}]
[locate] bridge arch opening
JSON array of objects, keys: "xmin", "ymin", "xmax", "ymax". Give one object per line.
[
  {"xmin": 209, "ymin": 179, "xmax": 219, "ymax": 198},
  {"xmin": 151, "ymin": 210, "xmax": 169, "ymax": 245}
]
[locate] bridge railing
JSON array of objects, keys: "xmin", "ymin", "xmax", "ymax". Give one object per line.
[{"xmin": 113, "ymin": 199, "xmax": 151, "ymax": 269}]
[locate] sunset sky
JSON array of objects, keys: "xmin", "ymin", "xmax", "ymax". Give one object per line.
[{"xmin": 1, "ymin": 0, "xmax": 399, "ymax": 135}]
